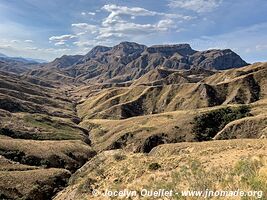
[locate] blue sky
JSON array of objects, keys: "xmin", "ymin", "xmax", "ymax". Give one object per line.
[{"xmin": 0, "ymin": 0, "xmax": 266, "ymax": 62}]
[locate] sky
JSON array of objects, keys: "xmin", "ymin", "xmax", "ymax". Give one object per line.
[{"xmin": 0, "ymin": 0, "xmax": 266, "ymax": 62}]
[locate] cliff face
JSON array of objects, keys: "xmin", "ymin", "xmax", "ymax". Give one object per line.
[
  {"xmin": 145, "ymin": 44, "xmax": 196, "ymax": 56},
  {"xmin": 189, "ymin": 49, "xmax": 248, "ymax": 70}
]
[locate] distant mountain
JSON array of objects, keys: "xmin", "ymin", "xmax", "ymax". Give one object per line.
[
  {"xmin": 24, "ymin": 57, "xmax": 48, "ymax": 64},
  {"xmin": 0, "ymin": 52, "xmax": 47, "ymax": 64},
  {"xmin": 0, "ymin": 53, "xmax": 7, "ymax": 57},
  {"xmin": 26, "ymin": 42, "xmax": 248, "ymax": 84},
  {"xmin": 0, "ymin": 54, "xmax": 44, "ymax": 74},
  {"xmin": 0, "ymin": 57, "xmax": 37, "ymax": 64}
]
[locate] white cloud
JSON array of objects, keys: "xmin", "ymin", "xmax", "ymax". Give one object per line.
[
  {"xmin": 88, "ymin": 12, "xmax": 96, "ymax": 16},
  {"xmin": 102, "ymin": 4, "xmax": 192, "ymax": 26},
  {"xmin": 81, "ymin": 11, "xmax": 96, "ymax": 16},
  {"xmin": 168, "ymin": 0, "xmax": 222, "ymax": 13},
  {"xmin": 157, "ymin": 19, "xmax": 175, "ymax": 30},
  {"xmin": 49, "ymin": 34, "xmax": 76, "ymax": 42},
  {"xmin": 24, "ymin": 39, "xmax": 33, "ymax": 43},
  {"xmin": 0, "ymin": 44, "xmax": 12, "ymax": 49},
  {"xmin": 49, "ymin": 34, "xmax": 77, "ymax": 46},
  {"xmin": 42, "ymin": 48, "xmax": 72, "ymax": 53},
  {"xmin": 50, "ymin": 4, "xmax": 194, "ymax": 51},
  {"xmin": 164, "ymin": 13, "xmax": 194, "ymax": 20},
  {"xmin": 10, "ymin": 40, "xmax": 19, "ymax": 43},
  {"xmin": 77, "ymin": 32, "xmax": 87, "ymax": 36},
  {"xmin": 97, "ymin": 4, "xmax": 190, "ymax": 39},
  {"xmin": 25, "ymin": 47, "xmax": 38, "ymax": 50},
  {"xmin": 54, "ymin": 41, "xmax": 66, "ymax": 46},
  {"xmin": 96, "ymin": 32, "xmax": 126, "ymax": 40},
  {"xmin": 102, "ymin": 4, "xmax": 156, "ymax": 18}
]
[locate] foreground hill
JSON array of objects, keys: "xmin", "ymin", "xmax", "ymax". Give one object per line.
[
  {"xmin": 26, "ymin": 42, "xmax": 248, "ymax": 84},
  {"xmin": 54, "ymin": 139, "xmax": 267, "ymax": 200}
]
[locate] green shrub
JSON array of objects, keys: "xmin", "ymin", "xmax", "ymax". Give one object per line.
[
  {"xmin": 193, "ymin": 105, "xmax": 250, "ymax": 141},
  {"xmin": 148, "ymin": 162, "xmax": 161, "ymax": 171},
  {"xmin": 113, "ymin": 153, "xmax": 126, "ymax": 161}
]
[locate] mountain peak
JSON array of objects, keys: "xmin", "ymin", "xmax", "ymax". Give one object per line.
[
  {"xmin": 87, "ymin": 45, "xmax": 111, "ymax": 56},
  {"xmin": 51, "ymin": 54, "xmax": 83, "ymax": 68},
  {"xmin": 104, "ymin": 42, "xmax": 147, "ymax": 66},
  {"xmin": 113, "ymin": 41, "xmax": 146, "ymax": 53},
  {"xmin": 82, "ymin": 45, "xmax": 112, "ymax": 62}
]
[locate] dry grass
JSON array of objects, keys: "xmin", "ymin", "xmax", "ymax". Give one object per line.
[{"xmin": 54, "ymin": 139, "xmax": 267, "ymax": 200}]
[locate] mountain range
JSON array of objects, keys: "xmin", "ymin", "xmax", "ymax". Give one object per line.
[{"xmin": 26, "ymin": 42, "xmax": 248, "ymax": 84}]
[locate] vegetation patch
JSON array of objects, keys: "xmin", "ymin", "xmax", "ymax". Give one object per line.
[
  {"xmin": 148, "ymin": 162, "xmax": 161, "ymax": 171},
  {"xmin": 21, "ymin": 114, "xmax": 85, "ymax": 140},
  {"xmin": 113, "ymin": 153, "xmax": 127, "ymax": 161},
  {"xmin": 193, "ymin": 105, "xmax": 251, "ymax": 141}
]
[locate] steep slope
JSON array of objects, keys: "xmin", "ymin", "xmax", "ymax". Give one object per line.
[
  {"xmin": 48, "ymin": 55, "xmax": 83, "ymax": 69},
  {"xmin": 0, "ymin": 53, "xmax": 45, "ymax": 74},
  {"xmin": 189, "ymin": 49, "xmax": 248, "ymax": 70}
]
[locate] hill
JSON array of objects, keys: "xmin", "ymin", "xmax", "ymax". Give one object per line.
[
  {"xmin": 73, "ymin": 62, "xmax": 266, "ymax": 121},
  {"xmin": 54, "ymin": 139, "xmax": 267, "ymax": 200}
]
